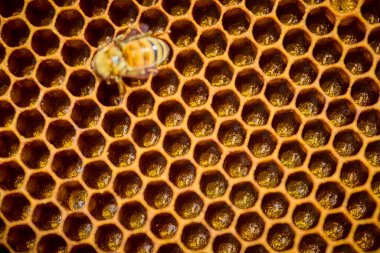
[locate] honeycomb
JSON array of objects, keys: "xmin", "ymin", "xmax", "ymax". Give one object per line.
[{"xmin": 1, "ymin": 0, "xmax": 380, "ymax": 252}]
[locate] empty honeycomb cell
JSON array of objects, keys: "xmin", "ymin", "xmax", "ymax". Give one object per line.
[
  {"xmin": 26, "ymin": 0, "xmax": 55, "ymax": 26},
  {"xmin": 340, "ymin": 161, "xmax": 368, "ymax": 188},
  {"xmin": 213, "ymin": 234, "xmax": 241, "ymax": 253},
  {"xmin": 299, "ymin": 234, "xmax": 327, "ymax": 253},
  {"xmin": 79, "ymin": 0, "xmax": 107, "ymax": 17},
  {"xmin": 205, "ymin": 61, "xmax": 233, "ymax": 87},
  {"xmin": 181, "ymin": 223, "xmax": 210, "ymax": 250},
  {"xmin": 198, "ymin": 29, "xmax": 227, "ymax": 58},
  {"xmin": 70, "ymin": 244, "xmax": 97, "ymax": 253},
  {"xmin": 236, "ymin": 70, "xmax": 263, "ymax": 97},
  {"xmin": 286, "ymin": 172, "xmax": 313, "ymax": 199},
  {"xmin": 0, "ymin": 131, "xmax": 20, "ymax": 158},
  {"xmin": 144, "ymin": 181, "xmax": 173, "ymax": 209},
  {"xmin": 163, "ymin": 130, "xmax": 191, "ymax": 157},
  {"xmin": 222, "ymin": 8, "xmax": 250, "ymax": 35},
  {"xmin": 11, "ymin": 79, "xmax": 39, "ymax": 108},
  {"xmin": 255, "ymin": 161, "xmax": 283, "ymax": 188},
  {"xmin": 0, "ymin": 101, "xmax": 15, "ymax": 127},
  {"xmin": 169, "ymin": 160, "xmax": 196, "ymax": 188},
  {"xmin": 52, "ymin": 150, "xmax": 82, "ymax": 179},
  {"xmin": 302, "ymin": 120, "xmax": 331, "ymax": 148},
  {"xmin": 137, "ymin": 0, "xmax": 157, "ymax": 6},
  {"xmin": 0, "ymin": 70, "xmax": 10, "ymax": 96},
  {"xmin": 306, "ymin": 7, "xmax": 335, "ymax": 35},
  {"xmin": 316, "ymin": 182, "xmax": 345, "ymax": 209},
  {"xmin": 361, "ymin": 0, "xmax": 380, "ymax": 24},
  {"xmin": 267, "ymin": 223, "xmax": 295, "ymax": 251},
  {"xmin": 85, "ymin": 19, "xmax": 115, "ymax": 47},
  {"xmin": 260, "ymin": 50, "xmax": 288, "ymax": 77},
  {"xmin": 369, "ymin": 28, "xmax": 380, "ymax": 54},
  {"xmin": 192, "ymin": 0, "xmax": 220, "ymax": 27},
  {"xmin": 223, "ymin": 152, "xmax": 252, "ymax": 178},
  {"xmin": 276, "ymin": 0, "xmax": 305, "ymax": 25},
  {"xmin": 0, "ymin": 161, "xmax": 24, "ymax": 190},
  {"xmin": 32, "ymin": 203, "xmax": 61, "ymax": 231},
  {"xmin": 140, "ymin": 151, "xmax": 167, "ymax": 177},
  {"xmin": 26, "ymin": 172, "xmax": 55, "ymax": 199},
  {"xmin": 1, "ymin": 193, "xmax": 30, "ymax": 221},
  {"xmin": 55, "ymin": 9, "xmax": 85, "ymax": 37},
  {"xmin": 309, "ymin": 153, "xmax": 335, "ymax": 177},
  {"xmin": 333, "ymin": 130, "xmax": 362, "ymax": 156},
  {"xmin": 82, "ymin": 161, "xmax": 112, "ymax": 189},
  {"xmin": 347, "ymin": 191, "xmax": 375, "ymax": 219},
  {"xmin": 313, "ymin": 38, "xmax": 342, "ymax": 65},
  {"xmin": 151, "ymin": 213, "xmax": 178, "ymax": 239},
  {"xmin": 0, "ymin": 0, "xmax": 24, "ymax": 17},
  {"xmin": 218, "ymin": 121, "xmax": 246, "ymax": 147},
  {"xmin": 212, "ymin": 90, "xmax": 240, "ymax": 117},
  {"xmin": 158, "ymin": 101, "xmax": 185, "ymax": 127},
  {"xmin": 175, "ymin": 191, "xmax": 204, "ymax": 218},
  {"xmin": 320, "ymin": 68, "xmax": 349, "ymax": 97},
  {"xmin": 283, "ymin": 29, "xmax": 311, "ymax": 56},
  {"xmin": 16, "ymin": 109, "xmax": 45, "ymax": 138},
  {"xmin": 279, "ymin": 141, "xmax": 306, "ymax": 168},
  {"xmin": 194, "ymin": 140, "xmax": 222, "ymax": 166},
  {"xmin": 246, "ymin": 0, "xmax": 274, "ymax": 15},
  {"xmin": 37, "ymin": 234, "xmax": 67, "ymax": 253},
  {"xmin": 296, "ymin": 88, "xmax": 325, "ymax": 117},
  {"xmin": 200, "ymin": 170, "xmax": 228, "ymax": 198},
  {"xmin": 242, "ymin": 99, "xmax": 269, "ymax": 126},
  {"xmin": 261, "ymin": 192, "xmax": 289, "ymax": 219},
  {"xmin": 188, "ymin": 110, "xmax": 215, "ymax": 137},
  {"xmin": 57, "ymin": 181, "xmax": 87, "ymax": 211},
  {"xmin": 265, "ymin": 79, "xmax": 294, "ymax": 106},
  {"xmin": 7, "ymin": 225, "xmax": 36, "ymax": 252},
  {"xmin": 36, "ymin": 60, "xmax": 66, "ymax": 88},
  {"xmin": 89, "ymin": 192, "xmax": 117, "ymax": 220},
  {"xmin": 46, "ymin": 120, "xmax": 76, "ymax": 148},
  {"xmin": 230, "ymin": 182, "xmax": 258, "ymax": 209},
  {"xmin": 358, "ymin": 109, "xmax": 380, "ymax": 137},
  {"xmin": 163, "ymin": 0, "xmax": 190, "ymax": 15},
  {"xmin": 133, "ymin": 120, "xmax": 161, "ymax": 148},
  {"xmin": 108, "ymin": 0, "xmax": 138, "ymax": 26},
  {"xmin": 338, "ymin": 17, "xmax": 365, "ymax": 45},
  {"xmin": 236, "ymin": 212, "xmax": 264, "ymax": 241},
  {"xmin": 205, "ymin": 202, "xmax": 234, "ymax": 230},
  {"xmin": 61, "ymin": 40, "xmax": 90, "ymax": 67},
  {"xmin": 323, "ymin": 213, "xmax": 351, "ymax": 240},
  {"xmin": 40, "ymin": 89, "xmax": 71, "ymax": 118},
  {"xmin": 127, "ymin": 90, "xmax": 155, "ymax": 117},
  {"xmin": 53, "ymin": 0, "xmax": 76, "ymax": 6},
  {"xmin": 1, "ymin": 19, "xmax": 29, "ymax": 47},
  {"xmin": 272, "ymin": 110, "xmax": 301, "ymax": 137},
  {"xmin": 8, "ymin": 49, "xmax": 36, "ymax": 77},
  {"xmin": 182, "ymin": 80, "xmax": 209, "ymax": 107},
  {"xmin": 158, "ymin": 244, "xmax": 183, "ymax": 253},
  {"xmin": 344, "ymin": 47, "xmax": 373, "ymax": 75},
  {"xmin": 350, "ymin": 78, "xmax": 379, "ymax": 106},
  {"xmin": 119, "ymin": 201, "xmax": 147, "ymax": 230},
  {"xmin": 108, "ymin": 140, "xmax": 136, "ymax": 167},
  {"xmin": 140, "ymin": 9, "xmax": 168, "ymax": 33},
  {"xmin": 354, "ymin": 224, "xmax": 380, "ymax": 251},
  {"xmin": 71, "ymin": 100, "xmax": 101, "ymax": 128},
  {"xmin": 63, "ymin": 213, "xmax": 92, "ymax": 241},
  {"xmin": 124, "ymin": 234, "xmax": 153, "ymax": 253},
  {"xmin": 175, "ymin": 50, "xmax": 203, "ymax": 77},
  {"xmin": 253, "ymin": 18, "xmax": 281, "ymax": 45},
  {"xmin": 289, "ymin": 58, "xmax": 318, "ymax": 86},
  {"xmin": 31, "ymin": 29, "xmax": 60, "ymax": 56},
  {"xmin": 249, "ymin": 130, "xmax": 277, "ymax": 158},
  {"xmin": 114, "ymin": 171, "xmax": 142, "ymax": 198},
  {"xmin": 151, "ymin": 69, "xmax": 179, "ymax": 97},
  {"xmin": 366, "ymin": 141, "xmax": 380, "ymax": 166},
  {"xmin": 332, "ymin": 244, "xmax": 357, "ymax": 253},
  {"xmin": 292, "ymin": 203, "xmax": 320, "ymax": 230},
  {"xmin": 169, "ymin": 20, "xmax": 196, "ymax": 48},
  {"xmin": 20, "ymin": 140, "xmax": 50, "ymax": 169},
  {"xmin": 67, "ymin": 70, "xmax": 96, "ymax": 97}
]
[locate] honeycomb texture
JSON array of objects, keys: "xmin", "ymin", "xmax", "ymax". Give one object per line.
[{"xmin": 1, "ymin": 0, "xmax": 380, "ymax": 252}]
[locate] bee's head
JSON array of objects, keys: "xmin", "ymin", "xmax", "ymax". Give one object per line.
[{"xmin": 92, "ymin": 46, "xmax": 126, "ymax": 80}]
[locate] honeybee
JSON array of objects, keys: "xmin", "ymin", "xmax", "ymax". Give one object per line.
[{"xmin": 92, "ymin": 25, "xmax": 170, "ymax": 94}]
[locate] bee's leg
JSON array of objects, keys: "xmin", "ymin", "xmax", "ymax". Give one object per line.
[{"xmin": 115, "ymin": 77, "xmax": 125, "ymax": 95}]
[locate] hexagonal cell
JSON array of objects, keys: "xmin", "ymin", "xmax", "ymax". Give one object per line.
[
  {"xmin": 308, "ymin": 151, "xmax": 337, "ymax": 178},
  {"xmin": 36, "ymin": 60, "xmax": 66, "ymax": 88},
  {"xmin": 242, "ymin": 99, "xmax": 269, "ymax": 126},
  {"xmin": 175, "ymin": 50, "xmax": 203, "ymax": 77},
  {"xmin": 347, "ymin": 191, "xmax": 376, "ymax": 220},
  {"xmin": 114, "ymin": 171, "xmax": 142, "ymax": 198},
  {"xmin": 124, "ymin": 234, "xmax": 153, "ymax": 253},
  {"xmin": 261, "ymin": 193, "xmax": 289, "ymax": 219},
  {"xmin": 306, "ymin": 7, "xmax": 335, "ymax": 35},
  {"xmin": 0, "ymin": 101, "xmax": 15, "ymax": 128},
  {"xmin": 205, "ymin": 60, "xmax": 233, "ymax": 87},
  {"xmin": 169, "ymin": 20, "xmax": 196, "ymax": 48},
  {"xmin": 21, "ymin": 140, "xmax": 49, "ymax": 169},
  {"xmin": 175, "ymin": 191, "xmax": 204, "ymax": 219},
  {"xmin": 1, "ymin": 19, "xmax": 30, "ymax": 47},
  {"xmin": 299, "ymin": 234, "xmax": 327, "ymax": 253},
  {"xmin": 296, "ymin": 88, "xmax": 325, "ymax": 117},
  {"xmin": 222, "ymin": 8, "xmax": 250, "ymax": 35},
  {"xmin": 26, "ymin": 0, "xmax": 55, "ymax": 26},
  {"xmin": 40, "ymin": 89, "xmax": 70, "ymax": 118},
  {"xmin": 213, "ymin": 234, "xmax": 241, "ymax": 253},
  {"xmin": 85, "ymin": 19, "xmax": 115, "ymax": 47},
  {"xmin": 139, "ymin": 151, "xmax": 167, "ymax": 177},
  {"xmin": 37, "ymin": 234, "xmax": 67, "ymax": 253},
  {"xmin": 46, "ymin": 120, "xmax": 74, "ymax": 148},
  {"xmin": 361, "ymin": 0, "xmax": 380, "ymax": 23},
  {"xmin": 316, "ymin": 182, "xmax": 345, "ymax": 209},
  {"xmin": 333, "ymin": 130, "xmax": 362, "ymax": 157},
  {"xmin": 140, "ymin": 9, "xmax": 168, "ymax": 33},
  {"xmin": 158, "ymin": 101, "xmax": 185, "ymax": 127},
  {"xmin": 246, "ymin": 0, "xmax": 274, "ymax": 15},
  {"xmin": 119, "ymin": 201, "xmax": 147, "ymax": 230},
  {"xmin": 194, "ymin": 140, "xmax": 222, "ymax": 167},
  {"xmin": 211, "ymin": 90, "xmax": 240, "ymax": 117},
  {"xmin": 267, "ymin": 223, "xmax": 295, "ymax": 251},
  {"xmin": 70, "ymin": 244, "xmax": 97, "ymax": 253},
  {"xmin": 0, "ymin": 0, "xmax": 24, "ymax": 17},
  {"xmin": 272, "ymin": 110, "xmax": 301, "ymax": 137},
  {"xmin": 101, "ymin": 109, "xmax": 130, "ymax": 138},
  {"xmin": 169, "ymin": 160, "xmax": 196, "ymax": 188},
  {"xmin": 55, "ymin": 9, "xmax": 85, "ymax": 37},
  {"xmin": 163, "ymin": 130, "xmax": 191, "ymax": 157},
  {"xmin": 151, "ymin": 213, "xmax": 178, "ymax": 239},
  {"xmin": 31, "ymin": 29, "xmax": 60, "ymax": 56},
  {"xmin": 218, "ymin": 121, "xmax": 246, "ymax": 147},
  {"xmin": 320, "ymin": 68, "xmax": 349, "ymax": 97},
  {"xmin": 127, "ymin": 90, "xmax": 155, "ymax": 117},
  {"xmin": 200, "ymin": 170, "xmax": 228, "ymax": 199},
  {"xmin": 289, "ymin": 58, "xmax": 318, "ymax": 86},
  {"xmin": 107, "ymin": 140, "xmax": 136, "ymax": 167},
  {"xmin": 57, "ymin": 181, "xmax": 88, "ymax": 211},
  {"xmin": 223, "ymin": 152, "xmax": 251, "ymax": 178},
  {"xmin": 249, "ymin": 130, "xmax": 277, "ymax": 158},
  {"xmin": 96, "ymin": 80, "xmax": 123, "ymax": 107},
  {"xmin": 286, "ymin": 172, "xmax": 313, "ymax": 199},
  {"xmin": 0, "ymin": 70, "xmax": 10, "ymax": 96},
  {"xmin": 0, "ymin": 161, "xmax": 24, "ymax": 190},
  {"xmin": 236, "ymin": 212, "xmax": 264, "ymax": 241},
  {"xmin": 1, "ymin": 193, "xmax": 30, "ymax": 221},
  {"xmin": 235, "ymin": 69, "xmax": 263, "ymax": 97},
  {"xmin": 82, "ymin": 161, "xmax": 112, "ymax": 189},
  {"xmin": 79, "ymin": 0, "xmax": 107, "ymax": 17},
  {"xmin": 144, "ymin": 181, "xmax": 173, "ymax": 209},
  {"xmin": 67, "ymin": 70, "xmax": 96, "ymax": 97},
  {"xmin": 302, "ymin": 120, "xmax": 331, "ymax": 148},
  {"xmin": 245, "ymin": 245, "xmax": 270, "ymax": 253},
  {"xmin": 52, "ymin": 150, "xmax": 82, "ymax": 179},
  {"xmin": 218, "ymin": 0, "xmax": 241, "ymax": 5},
  {"xmin": 230, "ymin": 182, "xmax": 258, "ymax": 209},
  {"xmin": 354, "ymin": 224, "xmax": 380, "ymax": 252},
  {"xmin": 366, "ymin": 140, "xmax": 380, "ymax": 166},
  {"xmin": 265, "ymin": 79, "xmax": 294, "ymax": 106},
  {"xmin": 259, "ymin": 49, "xmax": 287, "ymax": 77},
  {"xmin": 255, "ymin": 161, "xmax": 283, "ymax": 188},
  {"xmin": 7, "ymin": 225, "xmax": 36, "ymax": 252},
  {"xmin": 292, "ymin": 203, "xmax": 320, "ymax": 230},
  {"xmin": 283, "ymin": 29, "xmax": 311, "ymax": 56},
  {"xmin": 338, "ymin": 17, "xmax": 365, "ymax": 44},
  {"xmin": 340, "ymin": 161, "xmax": 368, "ymax": 188},
  {"xmin": 108, "ymin": 0, "xmax": 138, "ymax": 26},
  {"xmin": 358, "ymin": 109, "xmax": 380, "ymax": 137},
  {"xmin": 331, "ymin": 0, "xmax": 357, "ymax": 12},
  {"xmin": 8, "ymin": 49, "xmax": 36, "ymax": 77},
  {"xmin": 369, "ymin": 27, "xmax": 380, "ymax": 54},
  {"xmin": 323, "ymin": 213, "xmax": 351, "ymax": 240},
  {"xmin": 26, "ymin": 172, "xmax": 55, "ymax": 199},
  {"xmin": 332, "ymin": 244, "xmax": 357, "ymax": 253},
  {"xmin": 63, "ymin": 213, "xmax": 92, "ymax": 241},
  {"xmin": 351, "ymin": 78, "xmax": 379, "ymax": 106},
  {"xmin": 151, "ymin": 69, "xmax": 179, "ymax": 97},
  {"xmin": 313, "ymin": 38, "xmax": 342, "ymax": 65},
  {"xmin": 181, "ymin": 223, "xmax": 210, "ymax": 251},
  {"xmin": 78, "ymin": 130, "xmax": 105, "ymax": 158},
  {"xmin": 198, "ymin": 29, "xmax": 227, "ymax": 58},
  {"xmin": 32, "ymin": 203, "xmax": 61, "ymax": 230},
  {"xmin": 205, "ymin": 202, "xmax": 234, "ymax": 230},
  {"xmin": 344, "ymin": 47, "xmax": 373, "ymax": 75},
  {"xmin": 10, "ymin": 79, "xmax": 39, "ymax": 108},
  {"xmin": 89, "ymin": 192, "xmax": 117, "ymax": 220},
  {"xmin": 192, "ymin": 0, "xmax": 220, "ymax": 26},
  {"xmin": 61, "ymin": 40, "xmax": 91, "ymax": 67},
  {"xmin": 276, "ymin": 0, "xmax": 305, "ymax": 25},
  {"xmin": 16, "ymin": 109, "xmax": 44, "ymax": 138},
  {"xmin": 181, "ymin": 79, "xmax": 208, "ymax": 108},
  {"xmin": 253, "ymin": 18, "xmax": 281, "ymax": 45},
  {"xmin": 0, "ymin": 131, "xmax": 20, "ymax": 158},
  {"xmin": 279, "ymin": 141, "xmax": 307, "ymax": 168}
]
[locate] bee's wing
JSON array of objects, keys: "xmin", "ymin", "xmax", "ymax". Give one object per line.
[{"xmin": 123, "ymin": 67, "xmax": 158, "ymax": 80}]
